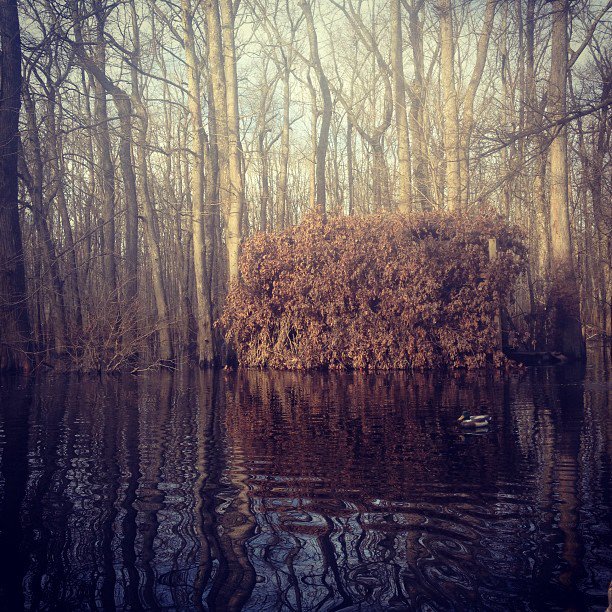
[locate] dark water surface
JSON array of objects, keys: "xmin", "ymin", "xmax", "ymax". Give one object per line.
[{"xmin": 0, "ymin": 357, "xmax": 610, "ymax": 611}]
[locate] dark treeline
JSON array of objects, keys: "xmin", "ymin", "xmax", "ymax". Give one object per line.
[{"xmin": 0, "ymin": 0, "xmax": 610, "ymax": 371}]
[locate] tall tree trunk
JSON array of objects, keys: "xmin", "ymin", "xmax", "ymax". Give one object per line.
[
  {"xmin": 306, "ymin": 73, "xmax": 318, "ymax": 213},
  {"xmin": 219, "ymin": 0, "xmax": 245, "ymax": 282},
  {"xmin": 391, "ymin": 0, "xmax": 412, "ymax": 213},
  {"xmin": 21, "ymin": 87, "xmax": 68, "ymax": 360},
  {"xmin": 204, "ymin": 0, "xmax": 231, "ymax": 295},
  {"xmin": 204, "ymin": 0, "xmax": 228, "ymax": 203},
  {"xmin": 548, "ymin": 0, "xmax": 585, "ymax": 359},
  {"xmin": 589, "ymin": 76, "xmax": 611, "ymax": 338},
  {"xmin": 347, "ymin": 118, "xmax": 354, "ymax": 215},
  {"xmin": 46, "ymin": 82, "xmax": 83, "ymax": 334},
  {"xmin": 333, "ymin": 6, "xmax": 393, "ymax": 214},
  {"xmin": 219, "ymin": 0, "xmax": 244, "ymax": 282},
  {"xmin": 204, "ymin": 78, "xmax": 222, "ymax": 330},
  {"xmin": 407, "ymin": 1, "xmax": 430, "ymax": 210},
  {"xmin": 182, "ymin": 0, "xmax": 215, "ymax": 366},
  {"xmin": 130, "ymin": 0, "xmax": 174, "ymax": 364},
  {"xmin": 438, "ymin": 0, "xmax": 461, "ymax": 211},
  {"xmin": 300, "ymin": 0, "xmax": 331, "ymax": 217},
  {"xmin": 115, "ymin": 98, "xmax": 139, "ymax": 321},
  {"xmin": 80, "ymin": 70, "xmax": 96, "ymax": 296},
  {"xmin": 525, "ymin": 0, "xmax": 550, "ymax": 337},
  {"xmin": 458, "ymin": 0, "xmax": 497, "ymax": 209},
  {"xmin": 73, "ymin": 5, "xmax": 139, "ymax": 356},
  {"xmin": 134, "ymin": 115, "xmax": 174, "ymax": 363},
  {"xmin": 92, "ymin": 18, "xmax": 117, "ymax": 297},
  {"xmin": 277, "ymin": 66, "xmax": 290, "ymax": 229},
  {"xmin": 258, "ymin": 130, "xmax": 269, "ymax": 232},
  {"xmin": 372, "ymin": 141, "xmax": 390, "ymax": 211},
  {"xmin": 0, "ymin": 0, "xmax": 31, "ymax": 371}
]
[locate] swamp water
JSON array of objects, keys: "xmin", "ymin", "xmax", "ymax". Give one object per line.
[{"xmin": 0, "ymin": 358, "xmax": 610, "ymax": 611}]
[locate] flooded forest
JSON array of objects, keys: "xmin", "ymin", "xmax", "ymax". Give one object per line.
[
  {"xmin": 0, "ymin": 0, "xmax": 610, "ymax": 371},
  {"xmin": 1, "ymin": 1, "xmax": 612, "ymax": 609}
]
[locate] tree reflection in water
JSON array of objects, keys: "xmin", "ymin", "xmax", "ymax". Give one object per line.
[{"xmin": 0, "ymin": 355, "xmax": 609, "ymax": 610}]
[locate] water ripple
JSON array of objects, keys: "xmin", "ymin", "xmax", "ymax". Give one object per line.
[{"xmin": 0, "ymin": 361, "xmax": 609, "ymax": 610}]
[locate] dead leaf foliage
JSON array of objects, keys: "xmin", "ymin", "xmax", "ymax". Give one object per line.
[{"xmin": 221, "ymin": 211, "xmax": 526, "ymax": 370}]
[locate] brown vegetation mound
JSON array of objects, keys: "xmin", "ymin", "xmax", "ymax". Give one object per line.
[{"xmin": 221, "ymin": 212, "xmax": 526, "ymax": 370}]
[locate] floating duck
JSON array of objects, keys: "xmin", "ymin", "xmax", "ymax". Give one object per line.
[{"xmin": 457, "ymin": 410, "xmax": 491, "ymax": 428}]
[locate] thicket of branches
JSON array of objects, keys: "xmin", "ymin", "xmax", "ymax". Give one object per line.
[
  {"xmin": 0, "ymin": 0, "xmax": 609, "ymax": 371},
  {"xmin": 222, "ymin": 212, "xmax": 526, "ymax": 369}
]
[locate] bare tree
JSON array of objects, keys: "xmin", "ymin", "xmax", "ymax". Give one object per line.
[
  {"xmin": 2, "ymin": 0, "xmax": 608, "ymax": 371},
  {"xmin": 300, "ymin": 0, "xmax": 331, "ymax": 216},
  {"xmin": 0, "ymin": 0, "xmax": 31, "ymax": 370},
  {"xmin": 547, "ymin": 0, "xmax": 584, "ymax": 359},
  {"xmin": 20, "ymin": 83, "xmax": 68, "ymax": 360},
  {"xmin": 129, "ymin": 0, "xmax": 174, "ymax": 363},
  {"xmin": 71, "ymin": 0, "xmax": 140, "ymax": 356},
  {"xmin": 220, "ymin": 0, "xmax": 246, "ymax": 281},
  {"xmin": 437, "ymin": 0, "xmax": 461, "ymax": 211},
  {"xmin": 391, "ymin": 0, "xmax": 412, "ymax": 213},
  {"xmin": 404, "ymin": 0, "xmax": 431, "ymax": 210},
  {"xmin": 183, "ymin": 0, "xmax": 216, "ymax": 366},
  {"xmin": 458, "ymin": 0, "xmax": 497, "ymax": 209}
]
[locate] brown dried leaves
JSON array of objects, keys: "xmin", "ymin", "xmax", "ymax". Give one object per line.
[{"xmin": 221, "ymin": 211, "xmax": 526, "ymax": 370}]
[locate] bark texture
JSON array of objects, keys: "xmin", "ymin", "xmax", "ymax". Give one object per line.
[
  {"xmin": 300, "ymin": 0, "xmax": 332, "ymax": 216},
  {"xmin": 548, "ymin": 0, "xmax": 585, "ymax": 360},
  {"xmin": 0, "ymin": 0, "xmax": 31, "ymax": 371},
  {"xmin": 438, "ymin": 0, "xmax": 461, "ymax": 211},
  {"xmin": 183, "ymin": 0, "xmax": 216, "ymax": 366},
  {"xmin": 391, "ymin": 0, "xmax": 412, "ymax": 213}
]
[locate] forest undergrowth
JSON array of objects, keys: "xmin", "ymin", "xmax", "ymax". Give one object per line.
[{"xmin": 222, "ymin": 211, "xmax": 527, "ymax": 370}]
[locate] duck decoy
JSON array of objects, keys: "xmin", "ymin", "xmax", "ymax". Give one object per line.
[{"xmin": 457, "ymin": 410, "xmax": 491, "ymax": 428}]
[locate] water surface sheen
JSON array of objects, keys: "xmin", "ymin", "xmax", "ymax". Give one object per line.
[{"xmin": 0, "ymin": 359, "xmax": 610, "ymax": 611}]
